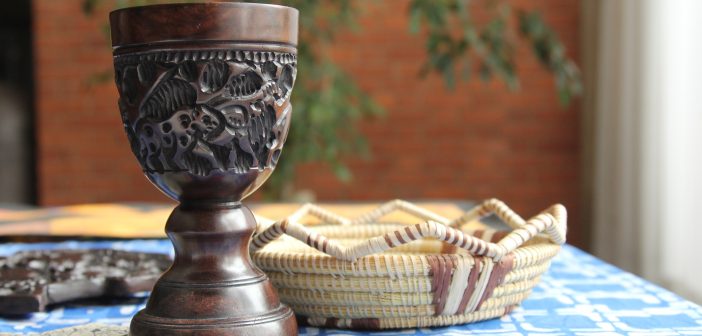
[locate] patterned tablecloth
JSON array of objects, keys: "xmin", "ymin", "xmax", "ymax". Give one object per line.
[{"xmin": 1, "ymin": 240, "xmax": 701, "ymax": 335}]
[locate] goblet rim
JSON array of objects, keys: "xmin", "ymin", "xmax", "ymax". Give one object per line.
[
  {"xmin": 110, "ymin": 2, "xmax": 299, "ymax": 50},
  {"xmin": 109, "ymin": 2, "xmax": 299, "ymax": 17}
]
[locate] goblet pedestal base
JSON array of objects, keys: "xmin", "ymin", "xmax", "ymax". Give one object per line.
[{"xmin": 129, "ymin": 202, "xmax": 297, "ymax": 336}]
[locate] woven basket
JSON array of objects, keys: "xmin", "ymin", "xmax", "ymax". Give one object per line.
[{"xmin": 250, "ymin": 199, "xmax": 567, "ymax": 330}]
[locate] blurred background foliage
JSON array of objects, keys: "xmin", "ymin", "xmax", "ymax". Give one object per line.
[
  {"xmin": 408, "ymin": 0, "xmax": 582, "ymax": 104},
  {"xmin": 84, "ymin": 0, "xmax": 581, "ymax": 200}
]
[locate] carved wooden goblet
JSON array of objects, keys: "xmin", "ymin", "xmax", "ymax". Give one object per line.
[{"xmin": 110, "ymin": 3, "xmax": 298, "ymax": 335}]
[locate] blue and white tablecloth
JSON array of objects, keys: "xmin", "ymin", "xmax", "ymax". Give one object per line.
[{"xmin": 1, "ymin": 240, "xmax": 701, "ymax": 335}]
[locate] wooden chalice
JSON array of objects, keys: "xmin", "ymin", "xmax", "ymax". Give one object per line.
[{"xmin": 110, "ymin": 3, "xmax": 298, "ymax": 335}]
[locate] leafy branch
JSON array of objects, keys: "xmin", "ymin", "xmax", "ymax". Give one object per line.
[
  {"xmin": 251, "ymin": 0, "xmax": 385, "ymax": 197},
  {"xmin": 408, "ymin": 0, "xmax": 581, "ymax": 104}
]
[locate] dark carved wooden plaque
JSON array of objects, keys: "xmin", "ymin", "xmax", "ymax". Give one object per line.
[{"xmin": 0, "ymin": 249, "xmax": 171, "ymax": 315}]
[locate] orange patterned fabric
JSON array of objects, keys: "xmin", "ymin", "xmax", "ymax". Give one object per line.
[{"xmin": 0, "ymin": 202, "xmax": 466, "ymax": 238}]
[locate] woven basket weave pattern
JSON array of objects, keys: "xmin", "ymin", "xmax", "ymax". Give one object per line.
[{"xmin": 251, "ymin": 199, "xmax": 566, "ymax": 329}]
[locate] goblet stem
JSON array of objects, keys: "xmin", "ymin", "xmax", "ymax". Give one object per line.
[{"xmin": 130, "ymin": 202, "xmax": 296, "ymax": 335}]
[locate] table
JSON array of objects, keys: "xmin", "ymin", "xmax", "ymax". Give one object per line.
[
  {"xmin": 1, "ymin": 239, "xmax": 701, "ymax": 335},
  {"xmin": 1, "ymin": 203, "xmax": 701, "ymax": 335}
]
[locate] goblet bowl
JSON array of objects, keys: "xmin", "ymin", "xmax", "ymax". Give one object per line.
[{"xmin": 112, "ymin": 4, "xmax": 297, "ymax": 202}]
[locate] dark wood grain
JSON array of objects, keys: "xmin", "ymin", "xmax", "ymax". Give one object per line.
[{"xmin": 110, "ymin": 3, "xmax": 298, "ymax": 335}]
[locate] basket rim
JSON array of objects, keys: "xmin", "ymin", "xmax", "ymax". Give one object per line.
[{"xmin": 251, "ymin": 199, "xmax": 567, "ymax": 262}]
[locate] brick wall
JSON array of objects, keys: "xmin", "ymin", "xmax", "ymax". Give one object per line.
[{"xmin": 32, "ymin": 0, "xmax": 582, "ymax": 246}]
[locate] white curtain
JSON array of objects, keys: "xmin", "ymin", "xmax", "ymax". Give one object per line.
[{"xmin": 584, "ymin": 0, "xmax": 702, "ymax": 303}]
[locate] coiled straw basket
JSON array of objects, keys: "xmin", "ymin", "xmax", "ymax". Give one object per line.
[{"xmin": 251, "ymin": 199, "xmax": 567, "ymax": 330}]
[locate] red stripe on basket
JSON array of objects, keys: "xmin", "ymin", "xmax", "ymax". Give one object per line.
[
  {"xmin": 476, "ymin": 253, "xmax": 515, "ymax": 310},
  {"xmin": 414, "ymin": 223, "xmax": 423, "ymax": 238},
  {"xmin": 464, "ymin": 236, "xmax": 474, "ymax": 250},
  {"xmin": 446, "ymin": 229, "xmax": 455, "ymax": 244},
  {"xmin": 428, "ymin": 256, "xmax": 440, "ymax": 293},
  {"xmin": 383, "ymin": 233, "xmax": 394, "ymax": 248},
  {"xmin": 395, "ymin": 231, "xmax": 406, "ymax": 244},
  {"xmin": 456, "ymin": 256, "xmax": 482, "ymax": 313},
  {"xmin": 311, "ymin": 234, "xmax": 319, "ymax": 250},
  {"xmin": 434, "ymin": 255, "xmax": 456, "ymax": 315},
  {"xmin": 428, "ymin": 255, "xmax": 456, "ymax": 315},
  {"xmin": 405, "ymin": 226, "xmax": 416, "ymax": 240}
]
